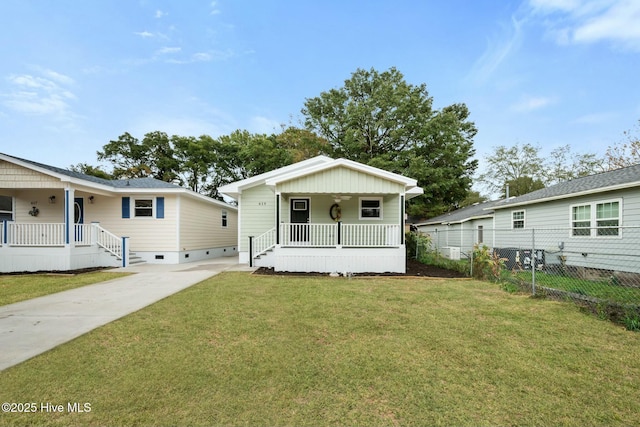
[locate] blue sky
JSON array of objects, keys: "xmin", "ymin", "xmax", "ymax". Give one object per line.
[{"xmin": 1, "ymin": 0, "xmax": 639, "ymax": 188}]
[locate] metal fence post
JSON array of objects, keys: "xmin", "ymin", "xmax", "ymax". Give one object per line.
[{"xmin": 531, "ymin": 228, "xmax": 536, "ymax": 296}]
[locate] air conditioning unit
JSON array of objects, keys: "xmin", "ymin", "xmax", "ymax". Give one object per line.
[{"xmin": 441, "ymin": 246, "xmax": 461, "ymax": 261}]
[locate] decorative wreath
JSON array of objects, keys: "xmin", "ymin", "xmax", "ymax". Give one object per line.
[{"xmin": 329, "ymin": 203, "xmax": 342, "ymax": 221}]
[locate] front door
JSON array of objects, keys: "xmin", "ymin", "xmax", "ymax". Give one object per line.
[
  {"xmin": 290, "ymin": 198, "xmax": 309, "ymax": 242},
  {"xmin": 74, "ymin": 197, "xmax": 84, "ymax": 241}
]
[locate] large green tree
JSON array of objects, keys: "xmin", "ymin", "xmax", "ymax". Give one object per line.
[
  {"xmin": 302, "ymin": 67, "xmax": 478, "ymax": 218},
  {"xmin": 97, "ymin": 131, "xmax": 179, "ymax": 182},
  {"xmin": 477, "ymin": 143, "xmax": 602, "ymax": 198}
]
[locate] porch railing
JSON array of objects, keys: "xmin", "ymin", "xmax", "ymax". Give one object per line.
[
  {"xmin": 94, "ymin": 224, "xmax": 122, "ymax": 259},
  {"xmin": 1, "ymin": 222, "xmax": 122, "ymax": 258},
  {"xmin": 8, "ymin": 223, "xmax": 65, "ymax": 246},
  {"xmin": 279, "ymin": 223, "xmax": 401, "ymax": 247},
  {"xmin": 253, "ymin": 227, "xmax": 276, "ymax": 257}
]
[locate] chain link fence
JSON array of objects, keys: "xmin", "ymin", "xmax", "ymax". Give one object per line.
[{"xmin": 409, "ymin": 227, "xmax": 640, "ymax": 329}]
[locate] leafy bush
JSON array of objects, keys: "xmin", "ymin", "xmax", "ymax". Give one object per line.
[{"xmin": 472, "ymin": 244, "xmax": 506, "ymax": 281}]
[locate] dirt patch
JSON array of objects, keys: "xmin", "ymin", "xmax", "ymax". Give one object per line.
[
  {"xmin": 254, "ymin": 258, "xmax": 467, "ymax": 278},
  {"xmin": 0, "ymin": 267, "xmax": 115, "ymax": 276}
]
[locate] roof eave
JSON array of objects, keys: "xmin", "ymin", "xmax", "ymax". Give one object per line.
[{"xmin": 492, "ymin": 181, "xmax": 640, "ymax": 210}]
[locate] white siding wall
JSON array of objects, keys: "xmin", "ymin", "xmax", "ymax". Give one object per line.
[
  {"xmin": 277, "ymin": 166, "xmax": 405, "ymax": 194},
  {"xmin": 239, "ymin": 184, "xmax": 276, "ymax": 253}
]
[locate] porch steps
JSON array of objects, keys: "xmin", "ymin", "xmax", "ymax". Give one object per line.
[
  {"xmin": 103, "ymin": 249, "xmax": 146, "ymax": 265},
  {"xmin": 254, "ymin": 248, "xmax": 274, "ymax": 259},
  {"xmin": 128, "ymin": 253, "xmax": 145, "ymax": 265}
]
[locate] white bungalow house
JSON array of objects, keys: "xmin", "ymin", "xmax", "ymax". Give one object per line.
[
  {"xmin": 0, "ymin": 153, "xmax": 238, "ymax": 273},
  {"xmin": 218, "ymin": 156, "xmax": 423, "ymax": 273}
]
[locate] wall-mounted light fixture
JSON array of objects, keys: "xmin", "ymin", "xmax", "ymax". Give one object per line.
[
  {"xmin": 29, "ymin": 206, "xmax": 40, "ymax": 216},
  {"xmin": 89, "ymin": 195, "xmax": 95, "ymax": 204},
  {"xmin": 49, "ymin": 195, "xmax": 56, "ymax": 204}
]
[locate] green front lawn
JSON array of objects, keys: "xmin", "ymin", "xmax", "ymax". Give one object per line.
[
  {"xmin": 0, "ymin": 271, "xmax": 131, "ymax": 306},
  {"xmin": 513, "ymin": 270, "xmax": 640, "ymax": 304},
  {"xmin": 1, "ymin": 272, "xmax": 639, "ymax": 426}
]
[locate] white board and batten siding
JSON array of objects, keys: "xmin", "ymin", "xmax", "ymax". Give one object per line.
[
  {"xmin": 276, "ymin": 165, "xmax": 406, "ymax": 194},
  {"xmin": 238, "ymin": 184, "xmax": 276, "ymax": 261}
]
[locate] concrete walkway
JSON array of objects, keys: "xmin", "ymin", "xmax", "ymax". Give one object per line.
[{"xmin": 0, "ymin": 256, "xmax": 252, "ymax": 371}]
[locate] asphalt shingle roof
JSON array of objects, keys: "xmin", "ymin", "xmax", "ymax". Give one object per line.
[
  {"xmin": 418, "ymin": 163, "xmax": 640, "ymax": 224},
  {"xmin": 2, "ymin": 153, "xmax": 182, "ymax": 190},
  {"xmin": 495, "ymin": 163, "xmax": 640, "ymax": 208}
]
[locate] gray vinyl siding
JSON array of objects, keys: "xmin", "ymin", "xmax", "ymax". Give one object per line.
[{"xmin": 493, "ymin": 187, "xmax": 640, "ymax": 273}]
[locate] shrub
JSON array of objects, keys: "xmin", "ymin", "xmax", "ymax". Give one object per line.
[{"xmin": 472, "ymin": 244, "xmax": 506, "ymax": 281}]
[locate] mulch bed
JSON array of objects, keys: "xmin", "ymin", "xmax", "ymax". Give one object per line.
[{"xmin": 254, "ymin": 258, "xmax": 467, "ymax": 278}]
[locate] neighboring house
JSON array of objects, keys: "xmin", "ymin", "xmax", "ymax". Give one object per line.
[
  {"xmin": 416, "ymin": 164, "xmax": 640, "ymax": 274},
  {"xmin": 0, "ymin": 153, "xmax": 237, "ymax": 273},
  {"xmin": 414, "ymin": 199, "xmax": 503, "ymax": 259},
  {"xmin": 491, "ymin": 163, "xmax": 640, "ymax": 274},
  {"xmin": 218, "ymin": 156, "xmax": 423, "ymax": 273}
]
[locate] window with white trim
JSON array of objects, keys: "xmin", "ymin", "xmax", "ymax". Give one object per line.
[
  {"xmin": 512, "ymin": 210, "xmax": 525, "ymax": 229},
  {"xmin": 134, "ymin": 199, "xmax": 153, "ymax": 217},
  {"xmin": 359, "ymin": 197, "xmax": 383, "ymax": 220},
  {"xmin": 221, "ymin": 210, "xmax": 228, "ymax": 227},
  {"xmin": 572, "ymin": 200, "xmax": 621, "ymax": 237},
  {"xmin": 0, "ymin": 195, "xmax": 13, "ymax": 221}
]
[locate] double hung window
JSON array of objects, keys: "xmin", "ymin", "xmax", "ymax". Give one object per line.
[{"xmin": 571, "ymin": 200, "xmax": 620, "ymax": 237}]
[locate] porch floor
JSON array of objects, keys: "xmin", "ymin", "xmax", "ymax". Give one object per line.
[{"xmin": 253, "ymin": 258, "xmax": 467, "ymax": 278}]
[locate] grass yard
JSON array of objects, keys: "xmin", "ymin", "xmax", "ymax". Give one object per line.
[
  {"xmin": 1, "ymin": 272, "xmax": 639, "ymax": 426},
  {"xmin": 513, "ymin": 271, "xmax": 640, "ymax": 305},
  {"xmin": 0, "ymin": 271, "xmax": 131, "ymax": 306}
]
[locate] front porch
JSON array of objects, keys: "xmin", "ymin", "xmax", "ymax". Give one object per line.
[
  {"xmin": 250, "ymin": 223, "xmax": 406, "ymax": 273},
  {"xmin": 0, "ymin": 221, "xmax": 129, "ymax": 273}
]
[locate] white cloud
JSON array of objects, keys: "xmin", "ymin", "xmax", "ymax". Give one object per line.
[
  {"xmin": 157, "ymin": 47, "xmax": 182, "ymax": 55},
  {"xmin": 529, "ymin": 0, "xmax": 640, "ymax": 50},
  {"xmin": 134, "ymin": 31, "xmax": 154, "ymax": 38},
  {"xmin": 467, "ymin": 17, "xmax": 524, "ymax": 83},
  {"xmin": 210, "ymin": 1, "xmax": 221, "ymax": 15},
  {"xmin": 511, "ymin": 95, "xmax": 557, "ymax": 112},
  {"xmin": 155, "ymin": 10, "xmax": 168, "ymax": 19},
  {"xmin": 2, "ymin": 71, "xmax": 77, "ymax": 118}
]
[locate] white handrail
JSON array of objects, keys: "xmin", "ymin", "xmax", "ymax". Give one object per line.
[
  {"xmin": 253, "ymin": 227, "xmax": 276, "ymax": 256},
  {"xmin": 94, "ymin": 224, "xmax": 122, "ymax": 259},
  {"xmin": 280, "ymin": 223, "xmax": 337, "ymax": 247}
]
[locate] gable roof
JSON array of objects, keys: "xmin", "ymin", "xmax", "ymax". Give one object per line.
[
  {"xmin": 414, "ymin": 199, "xmax": 504, "ymax": 226},
  {"xmin": 219, "ymin": 156, "xmax": 424, "ymax": 199},
  {"xmin": 0, "ymin": 153, "xmax": 236, "ymax": 210},
  {"xmin": 493, "ymin": 163, "xmax": 640, "ymax": 210},
  {"xmin": 217, "ymin": 155, "xmax": 334, "ymax": 199}
]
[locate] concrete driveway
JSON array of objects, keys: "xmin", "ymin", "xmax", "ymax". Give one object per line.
[{"xmin": 0, "ymin": 256, "xmax": 250, "ymax": 371}]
